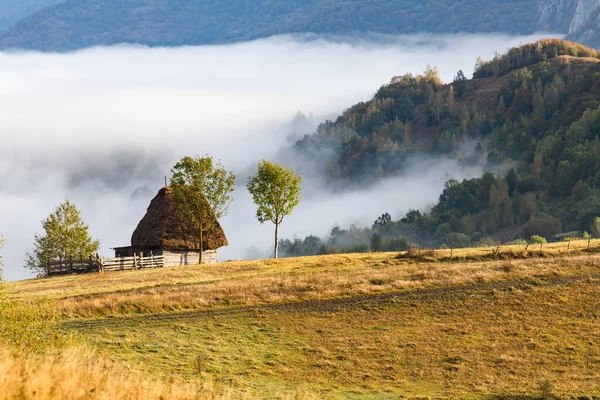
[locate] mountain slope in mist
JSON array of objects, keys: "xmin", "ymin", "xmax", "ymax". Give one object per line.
[
  {"xmin": 0, "ymin": 0, "xmax": 62, "ymax": 29},
  {"xmin": 0, "ymin": 0, "xmax": 541, "ymax": 51},
  {"xmin": 285, "ymin": 39, "xmax": 600, "ymax": 252}
]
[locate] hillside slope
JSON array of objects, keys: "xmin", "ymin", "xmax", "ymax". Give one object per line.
[
  {"xmin": 0, "ymin": 0, "xmax": 62, "ymax": 29},
  {"xmin": 0, "ymin": 0, "xmax": 540, "ymax": 51},
  {"xmin": 7, "ymin": 246, "xmax": 600, "ymax": 398},
  {"xmin": 285, "ymin": 39, "xmax": 600, "ymax": 250}
]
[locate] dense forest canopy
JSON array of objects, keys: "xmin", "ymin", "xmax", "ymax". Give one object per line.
[
  {"xmin": 281, "ymin": 39, "xmax": 600, "ymax": 256},
  {"xmin": 0, "ymin": 0, "xmax": 541, "ymax": 51}
]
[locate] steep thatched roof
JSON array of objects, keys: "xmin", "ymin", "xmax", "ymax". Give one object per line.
[{"xmin": 131, "ymin": 187, "xmax": 228, "ymax": 251}]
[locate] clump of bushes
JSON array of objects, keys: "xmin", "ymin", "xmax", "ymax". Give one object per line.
[{"xmin": 530, "ymin": 235, "xmax": 547, "ymax": 244}]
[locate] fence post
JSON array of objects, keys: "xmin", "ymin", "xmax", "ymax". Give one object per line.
[
  {"xmin": 588, "ymin": 237, "xmax": 592, "ymax": 251},
  {"xmin": 568, "ymin": 239, "xmax": 571, "ymax": 250},
  {"xmin": 450, "ymin": 248, "xmax": 454, "ymax": 258},
  {"xmin": 540, "ymin": 242, "xmax": 543, "ymax": 252}
]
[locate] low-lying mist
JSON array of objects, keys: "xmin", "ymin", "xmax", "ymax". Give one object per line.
[{"xmin": 0, "ymin": 33, "xmax": 555, "ymax": 281}]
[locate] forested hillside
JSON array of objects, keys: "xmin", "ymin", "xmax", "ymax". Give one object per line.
[
  {"xmin": 0, "ymin": 0, "xmax": 61, "ymax": 29},
  {"xmin": 0, "ymin": 0, "xmax": 540, "ymax": 51},
  {"xmin": 282, "ymin": 39, "xmax": 600, "ymax": 256}
]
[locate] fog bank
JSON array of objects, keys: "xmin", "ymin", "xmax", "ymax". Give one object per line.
[{"xmin": 0, "ymin": 33, "xmax": 555, "ymax": 281}]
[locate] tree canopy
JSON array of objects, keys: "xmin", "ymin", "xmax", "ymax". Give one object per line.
[
  {"xmin": 25, "ymin": 200, "xmax": 99, "ymax": 276},
  {"xmin": 170, "ymin": 155, "xmax": 235, "ymax": 263},
  {"xmin": 247, "ymin": 160, "xmax": 302, "ymax": 258}
]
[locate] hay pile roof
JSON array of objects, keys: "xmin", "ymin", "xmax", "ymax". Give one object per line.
[{"xmin": 131, "ymin": 187, "xmax": 228, "ymax": 251}]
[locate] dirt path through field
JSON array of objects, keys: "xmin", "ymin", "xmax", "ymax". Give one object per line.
[{"xmin": 63, "ymin": 271, "xmax": 599, "ymax": 331}]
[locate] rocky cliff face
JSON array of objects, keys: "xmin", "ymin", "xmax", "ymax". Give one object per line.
[
  {"xmin": 538, "ymin": 0, "xmax": 600, "ymax": 48},
  {"xmin": 569, "ymin": 0, "xmax": 600, "ymax": 32},
  {"xmin": 538, "ymin": 0, "xmax": 578, "ymax": 32}
]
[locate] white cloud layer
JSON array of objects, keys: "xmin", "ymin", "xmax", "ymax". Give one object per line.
[{"xmin": 0, "ymin": 33, "xmax": 555, "ymax": 281}]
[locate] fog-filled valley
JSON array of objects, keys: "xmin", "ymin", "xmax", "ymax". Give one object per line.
[{"xmin": 0, "ymin": 33, "xmax": 553, "ymax": 281}]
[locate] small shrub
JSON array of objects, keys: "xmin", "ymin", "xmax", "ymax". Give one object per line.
[
  {"xmin": 476, "ymin": 237, "xmax": 497, "ymax": 247},
  {"xmin": 501, "ymin": 263, "xmax": 515, "ymax": 273},
  {"xmin": 369, "ymin": 278, "xmax": 386, "ymax": 286},
  {"xmin": 530, "ymin": 235, "xmax": 547, "ymax": 244},
  {"xmin": 406, "ymin": 246, "xmax": 420, "ymax": 257},
  {"xmin": 422, "ymin": 249, "xmax": 436, "ymax": 258},
  {"xmin": 194, "ymin": 355, "xmax": 205, "ymax": 373},
  {"xmin": 539, "ymin": 379, "xmax": 555, "ymax": 400}
]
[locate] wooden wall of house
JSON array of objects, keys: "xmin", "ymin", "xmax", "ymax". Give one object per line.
[{"xmin": 163, "ymin": 249, "xmax": 218, "ymax": 266}]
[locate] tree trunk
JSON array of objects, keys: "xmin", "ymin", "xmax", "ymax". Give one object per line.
[
  {"xmin": 199, "ymin": 220, "xmax": 203, "ymax": 264},
  {"xmin": 274, "ymin": 222, "xmax": 279, "ymax": 259}
]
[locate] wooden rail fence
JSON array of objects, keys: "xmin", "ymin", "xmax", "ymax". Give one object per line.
[
  {"xmin": 101, "ymin": 254, "xmax": 164, "ymax": 272},
  {"xmin": 47, "ymin": 254, "xmax": 164, "ymax": 276}
]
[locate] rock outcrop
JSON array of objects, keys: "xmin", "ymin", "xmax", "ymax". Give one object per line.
[
  {"xmin": 538, "ymin": 0, "xmax": 600, "ymax": 48},
  {"xmin": 538, "ymin": 0, "xmax": 578, "ymax": 32}
]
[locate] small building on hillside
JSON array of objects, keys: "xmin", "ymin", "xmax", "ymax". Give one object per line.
[{"xmin": 113, "ymin": 187, "xmax": 228, "ymax": 265}]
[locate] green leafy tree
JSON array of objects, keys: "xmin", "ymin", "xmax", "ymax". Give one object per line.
[
  {"xmin": 25, "ymin": 200, "xmax": 100, "ymax": 276},
  {"xmin": 370, "ymin": 233, "xmax": 383, "ymax": 252},
  {"xmin": 247, "ymin": 160, "xmax": 302, "ymax": 258},
  {"xmin": 170, "ymin": 155, "xmax": 236, "ymax": 264},
  {"xmin": 373, "ymin": 212, "xmax": 391, "ymax": 228}
]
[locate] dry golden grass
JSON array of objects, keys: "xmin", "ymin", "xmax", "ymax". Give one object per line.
[
  {"xmin": 0, "ymin": 344, "xmax": 224, "ymax": 400},
  {"xmin": 68, "ymin": 272, "xmax": 600, "ymax": 398},
  {"xmin": 7, "ymin": 243, "xmax": 599, "ymax": 318},
  {"xmin": 6, "ymin": 240, "xmax": 600, "ymax": 399}
]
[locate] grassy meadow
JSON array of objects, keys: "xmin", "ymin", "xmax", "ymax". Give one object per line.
[{"xmin": 3, "ymin": 240, "xmax": 600, "ymax": 399}]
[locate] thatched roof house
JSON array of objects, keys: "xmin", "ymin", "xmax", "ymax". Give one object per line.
[{"xmin": 114, "ymin": 187, "xmax": 228, "ymax": 265}]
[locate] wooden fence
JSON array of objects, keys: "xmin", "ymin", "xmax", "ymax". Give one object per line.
[
  {"xmin": 101, "ymin": 254, "xmax": 164, "ymax": 272},
  {"xmin": 47, "ymin": 254, "xmax": 164, "ymax": 276},
  {"xmin": 47, "ymin": 257, "xmax": 102, "ymax": 276}
]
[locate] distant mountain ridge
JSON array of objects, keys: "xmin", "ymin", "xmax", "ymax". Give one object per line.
[{"xmin": 0, "ymin": 0, "xmax": 541, "ymax": 51}]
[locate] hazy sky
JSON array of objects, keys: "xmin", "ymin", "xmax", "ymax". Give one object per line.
[{"xmin": 0, "ymin": 33, "xmax": 555, "ymax": 281}]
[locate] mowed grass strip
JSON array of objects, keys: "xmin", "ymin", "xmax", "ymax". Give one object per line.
[
  {"xmin": 66, "ymin": 273, "xmax": 600, "ymax": 399},
  {"xmin": 8, "ymin": 240, "xmax": 600, "ymax": 318}
]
